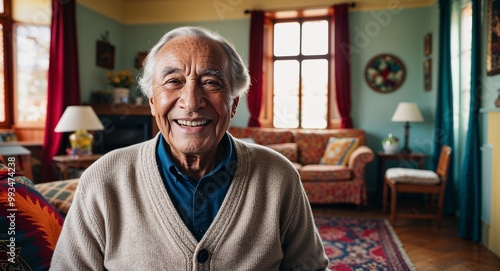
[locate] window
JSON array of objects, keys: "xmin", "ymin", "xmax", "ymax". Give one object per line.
[
  {"xmin": 261, "ymin": 9, "xmax": 339, "ymax": 129},
  {"xmin": 0, "ymin": 0, "xmax": 51, "ymax": 129},
  {"xmin": 14, "ymin": 23, "xmax": 50, "ymax": 125},
  {"xmin": 451, "ymin": 0, "xmax": 472, "ymax": 170}
]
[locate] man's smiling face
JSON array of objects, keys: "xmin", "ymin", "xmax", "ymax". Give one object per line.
[{"xmin": 149, "ymin": 35, "xmax": 239, "ymax": 160}]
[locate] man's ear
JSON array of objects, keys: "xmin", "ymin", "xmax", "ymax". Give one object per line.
[
  {"xmin": 231, "ymin": 97, "xmax": 239, "ymax": 118},
  {"xmin": 149, "ymin": 97, "xmax": 156, "ymax": 116}
]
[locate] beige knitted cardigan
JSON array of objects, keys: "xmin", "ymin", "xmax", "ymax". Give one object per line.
[{"xmin": 50, "ymin": 134, "xmax": 329, "ymax": 271}]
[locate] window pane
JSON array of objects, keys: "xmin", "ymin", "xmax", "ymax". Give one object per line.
[
  {"xmin": 274, "ymin": 60, "xmax": 299, "ymax": 95},
  {"xmin": 274, "ymin": 22, "xmax": 300, "ymax": 56},
  {"xmin": 460, "ymin": 4, "xmax": 472, "ymax": 131},
  {"xmin": 15, "ymin": 24, "xmax": 50, "ymax": 124},
  {"xmin": 302, "ymin": 59, "xmax": 328, "ymax": 95},
  {"xmin": 274, "ymin": 60, "xmax": 299, "ymax": 128},
  {"xmin": 13, "ymin": 0, "xmax": 52, "ymax": 24},
  {"xmin": 0, "ymin": 24, "xmax": 4, "ymax": 122},
  {"xmin": 301, "ymin": 59, "xmax": 327, "ymax": 128},
  {"xmin": 302, "ymin": 96, "xmax": 327, "ymax": 128},
  {"xmin": 302, "ymin": 20, "xmax": 328, "ymax": 55},
  {"xmin": 0, "ymin": 1, "xmax": 3, "ymax": 14},
  {"xmin": 274, "ymin": 95, "xmax": 298, "ymax": 128}
]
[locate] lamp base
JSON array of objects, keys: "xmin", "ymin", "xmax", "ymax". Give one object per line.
[
  {"xmin": 400, "ymin": 121, "xmax": 411, "ymax": 154},
  {"xmin": 69, "ymin": 129, "xmax": 93, "ymax": 156}
]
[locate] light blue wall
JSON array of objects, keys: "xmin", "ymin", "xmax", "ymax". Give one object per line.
[
  {"xmin": 76, "ymin": 5, "xmax": 125, "ymax": 99},
  {"xmin": 75, "ymin": 4, "xmax": 439, "ymax": 192},
  {"xmin": 351, "ymin": 5, "xmax": 439, "ymax": 190}
]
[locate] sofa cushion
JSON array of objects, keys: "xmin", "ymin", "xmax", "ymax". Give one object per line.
[
  {"xmin": 320, "ymin": 137, "xmax": 359, "ymax": 166},
  {"xmin": 35, "ymin": 178, "xmax": 79, "ymax": 217},
  {"xmin": 253, "ymin": 129, "xmax": 294, "ymax": 145},
  {"xmin": 299, "ymin": 164, "xmax": 351, "ymax": 181},
  {"xmin": 295, "ymin": 132, "xmax": 333, "ymax": 164},
  {"xmin": 266, "ymin": 143, "xmax": 298, "ymax": 162},
  {"xmin": 295, "ymin": 129, "xmax": 365, "ymax": 165},
  {"xmin": 0, "ymin": 163, "xmax": 64, "ymax": 270}
]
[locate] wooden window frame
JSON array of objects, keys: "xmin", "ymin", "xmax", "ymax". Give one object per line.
[
  {"xmin": 260, "ymin": 11, "xmax": 339, "ymax": 129},
  {"xmin": 0, "ymin": 0, "xmax": 13, "ymax": 128}
]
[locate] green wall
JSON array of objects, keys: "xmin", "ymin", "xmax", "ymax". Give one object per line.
[
  {"xmin": 77, "ymin": 6, "xmax": 125, "ymax": 100},
  {"xmin": 75, "ymin": 4, "xmax": 439, "ymax": 193},
  {"xmin": 350, "ymin": 5, "xmax": 439, "ymax": 191}
]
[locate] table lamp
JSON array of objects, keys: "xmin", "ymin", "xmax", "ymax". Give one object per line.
[
  {"xmin": 54, "ymin": 106, "xmax": 104, "ymax": 156},
  {"xmin": 391, "ymin": 102, "xmax": 424, "ymax": 154}
]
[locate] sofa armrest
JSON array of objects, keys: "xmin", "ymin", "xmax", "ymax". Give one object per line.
[{"xmin": 347, "ymin": 146, "xmax": 374, "ymax": 179}]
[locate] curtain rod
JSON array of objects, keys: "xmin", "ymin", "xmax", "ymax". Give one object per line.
[{"xmin": 244, "ymin": 2, "xmax": 356, "ymax": 14}]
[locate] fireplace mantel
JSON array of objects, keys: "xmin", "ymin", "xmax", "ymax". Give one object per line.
[
  {"xmin": 91, "ymin": 104, "xmax": 158, "ymax": 135},
  {"xmin": 90, "ymin": 104, "xmax": 158, "ymax": 153}
]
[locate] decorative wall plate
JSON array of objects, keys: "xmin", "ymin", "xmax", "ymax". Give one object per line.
[{"xmin": 365, "ymin": 54, "xmax": 406, "ymax": 93}]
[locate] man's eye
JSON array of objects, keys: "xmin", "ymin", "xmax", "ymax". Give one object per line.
[
  {"xmin": 166, "ymin": 78, "xmax": 181, "ymax": 84},
  {"xmin": 163, "ymin": 78, "xmax": 183, "ymax": 89},
  {"xmin": 201, "ymin": 80, "xmax": 223, "ymax": 91}
]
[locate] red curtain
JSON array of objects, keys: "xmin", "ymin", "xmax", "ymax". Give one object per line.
[
  {"xmin": 247, "ymin": 10, "xmax": 264, "ymax": 127},
  {"xmin": 332, "ymin": 4, "xmax": 353, "ymax": 128},
  {"xmin": 40, "ymin": 0, "xmax": 81, "ymax": 182}
]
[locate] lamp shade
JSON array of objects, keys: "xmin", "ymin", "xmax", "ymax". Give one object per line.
[
  {"xmin": 391, "ymin": 102, "xmax": 424, "ymax": 122},
  {"xmin": 54, "ymin": 106, "xmax": 104, "ymax": 132}
]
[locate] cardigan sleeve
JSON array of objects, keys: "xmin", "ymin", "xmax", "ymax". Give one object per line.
[
  {"xmin": 279, "ymin": 177, "xmax": 330, "ymax": 271},
  {"xmin": 49, "ymin": 174, "xmax": 106, "ymax": 270}
]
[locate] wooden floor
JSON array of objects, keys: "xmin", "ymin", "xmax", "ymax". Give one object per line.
[{"xmin": 312, "ymin": 204, "xmax": 500, "ymax": 271}]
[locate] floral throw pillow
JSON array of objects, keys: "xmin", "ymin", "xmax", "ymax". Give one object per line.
[{"xmin": 320, "ymin": 137, "xmax": 359, "ymax": 166}]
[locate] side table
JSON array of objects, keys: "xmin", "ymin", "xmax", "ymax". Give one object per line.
[
  {"xmin": 376, "ymin": 152, "xmax": 427, "ymax": 204},
  {"xmin": 52, "ymin": 154, "xmax": 102, "ymax": 180},
  {"xmin": 0, "ymin": 144, "xmax": 33, "ymax": 180}
]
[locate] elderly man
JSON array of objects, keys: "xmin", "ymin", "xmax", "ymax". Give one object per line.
[{"xmin": 50, "ymin": 26, "xmax": 329, "ymax": 270}]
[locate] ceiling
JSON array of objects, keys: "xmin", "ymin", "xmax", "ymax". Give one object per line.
[
  {"xmin": 78, "ymin": 0, "xmax": 436, "ymax": 25},
  {"xmin": 120, "ymin": 0, "xmax": 434, "ymax": 4}
]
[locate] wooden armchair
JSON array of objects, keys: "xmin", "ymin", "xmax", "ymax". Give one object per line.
[{"xmin": 383, "ymin": 145, "xmax": 452, "ymax": 226}]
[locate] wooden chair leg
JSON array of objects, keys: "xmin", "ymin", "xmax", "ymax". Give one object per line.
[
  {"xmin": 436, "ymin": 193, "xmax": 445, "ymax": 227},
  {"xmin": 390, "ymin": 185, "xmax": 397, "ymax": 225},
  {"xmin": 383, "ymin": 179, "xmax": 388, "ymax": 213}
]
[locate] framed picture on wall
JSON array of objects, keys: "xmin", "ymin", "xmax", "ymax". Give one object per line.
[
  {"xmin": 424, "ymin": 33, "xmax": 431, "ymax": 56},
  {"xmin": 135, "ymin": 51, "xmax": 148, "ymax": 69},
  {"xmin": 96, "ymin": 41, "xmax": 115, "ymax": 69},
  {"xmin": 424, "ymin": 58, "xmax": 432, "ymax": 91},
  {"xmin": 364, "ymin": 54, "xmax": 406, "ymax": 93},
  {"xmin": 487, "ymin": 0, "xmax": 500, "ymax": 75}
]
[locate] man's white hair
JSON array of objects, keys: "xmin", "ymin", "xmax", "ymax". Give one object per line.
[{"xmin": 137, "ymin": 26, "xmax": 250, "ymax": 99}]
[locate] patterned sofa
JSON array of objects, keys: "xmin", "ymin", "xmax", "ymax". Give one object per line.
[{"xmin": 228, "ymin": 126, "xmax": 374, "ymax": 207}]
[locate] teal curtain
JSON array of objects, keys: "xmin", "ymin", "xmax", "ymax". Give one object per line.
[
  {"xmin": 458, "ymin": 0, "xmax": 481, "ymax": 241},
  {"xmin": 435, "ymin": 0, "xmax": 455, "ymax": 215}
]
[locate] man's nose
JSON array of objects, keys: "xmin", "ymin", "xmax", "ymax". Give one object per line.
[{"xmin": 179, "ymin": 81, "xmax": 206, "ymax": 112}]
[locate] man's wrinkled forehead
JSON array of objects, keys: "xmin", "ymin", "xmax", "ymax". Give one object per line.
[
  {"xmin": 157, "ymin": 35, "xmax": 231, "ymax": 78},
  {"xmin": 161, "ymin": 35, "xmax": 225, "ymax": 59}
]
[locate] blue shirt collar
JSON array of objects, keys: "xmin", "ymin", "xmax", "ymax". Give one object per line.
[{"xmin": 157, "ymin": 132, "xmax": 234, "ymax": 182}]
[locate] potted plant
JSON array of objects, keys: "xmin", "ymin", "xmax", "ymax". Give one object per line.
[
  {"xmin": 106, "ymin": 69, "xmax": 135, "ymax": 103},
  {"xmin": 381, "ymin": 133, "xmax": 399, "ymax": 154}
]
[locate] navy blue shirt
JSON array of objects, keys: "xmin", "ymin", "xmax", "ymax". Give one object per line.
[{"xmin": 156, "ymin": 133, "xmax": 236, "ymax": 241}]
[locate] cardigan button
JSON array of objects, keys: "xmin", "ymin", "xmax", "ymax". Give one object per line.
[{"xmin": 197, "ymin": 249, "xmax": 209, "ymax": 263}]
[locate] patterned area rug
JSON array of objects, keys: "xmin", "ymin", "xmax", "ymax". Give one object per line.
[{"xmin": 315, "ymin": 216, "xmax": 416, "ymax": 271}]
